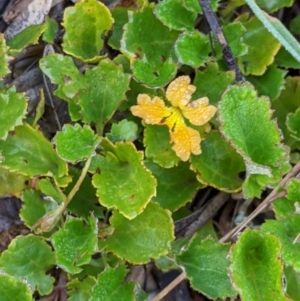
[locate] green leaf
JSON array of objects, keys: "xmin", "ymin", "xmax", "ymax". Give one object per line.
[
  {"xmin": 230, "ymin": 229, "xmax": 287, "ymax": 301},
  {"xmin": 238, "ymin": 15, "xmax": 281, "ymax": 75},
  {"xmin": 273, "ymin": 197, "xmax": 297, "ymax": 218},
  {"xmin": 20, "ymin": 189, "xmax": 58, "ymax": 228},
  {"xmin": 37, "ymin": 178, "xmax": 65, "ymax": 204},
  {"xmin": 93, "ymin": 140, "xmax": 156, "ymax": 219},
  {"xmin": 145, "ymin": 161, "xmax": 202, "ymax": 211},
  {"xmin": 89, "ymin": 266, "xmax": 135, "ymax": 301},
  {"xmin": 218, "ymin": 82, "xmax": 287, "ymax": 196},
  {"xmin": 261, "ymin": 215, "xmax": 300, "ymax": 272},
  {"xmin": 7, "ymin": 24, "xmax": 46, "ymax": 55},
  {"xmin": 132, "ymin": 57, "xmax": 177, "ymax": 88},
  {"xmin": 79, "ymin": 60, "xmax": 131, "ymax": 127},
  {"xmin": 0, "ymin": 124, "xmax": 68, "ymax": 183},
  {"xmin": 272, "ymin": 77, "xmax": 300, "ymax": 150},
  {"xmin": 274, "ymin": 47, "xmax": 300, "ymax": 69},
  {"xmin": 247, "ymin": 64, "xmax": 287, "ymax": 101},
  {"xmin": 144, "ymin": 124, "xmax": 180, "ymax": 168},
  {"xmin": 193, "ymin": 63, "xmax": 235, "ymax": 107},
  {"xmin": 175, "ymin": 31, "xmax": 210, "ymax": 68},
  {"xmin": 40, "ymin": 55, "xmax": 130, "ymax": 128},
  {"xmin": 62, "ymin": 0, "xmax": 114, "ymax": 62},
  {"xmin": 0, "ymin": 235, "xmax": 56, "ymax": 295},
  {"xmin": 121, "ymin": 5, "xmax": 178, "ymax": 70},
  {"xmin": 290, "ymin": 14, "xmax": 300, "ymax": 35},
  {"xmin": 255, "ymin": 0, "xmax": 293, "ymax": 12},
  {"xmin": 214, "ymin": 22, "xmax": 247, "ymax": 59},
  {"xmin": 0, "ymin": 274, "xmax": 33, "ymax": 301},
  {"xmin": 52, "ymin": 216, "xmax": 98, "ymax": 274},
  {"xmin": 106, "ymin": 120, "xmax": 138, "ymax": 143},
  {"xmin": 68, "ymin": 276, "xmax": 97, "ymax": 301},
  {"xmin": 284, "ymin": 266, "xmax": 300, "ymax": 301},
  {"xmin": 55, "ymin": 124, "xmax": 100, "ymax": 163},
  {"xmin": 287, "ymin": 109, "xmax": 300, "ymax": 141},
  {"xmin": 244, "ymin": 0, "xmax": 300, "ymax": 63},
  {"xmin": 0, "ymin": 34, "xmax": 10, "ymax": 78},
  {"xmin": 0, "ymin": 168, "xmax": 28, "ymax": 197},
  {"xmin": 176, "ymin": 235, "xmax": 236, "ymax": 299},
  {"xmin": 154, "ymin": 0, "xmax": 197, "ymax": 31},
  {"xmin": 191, "ymin": 130, "xmax": 245, "ymax": 192},
  {"xmin": 286, "ymin": 178, "xmax": 300, "ymax": 202},
  {"xmin": 0, "ymin": 87, "xmax": 27, "ymax": 140},
  {"xmin": 66, "ymin": 167, "xmax": 104, "ymax": 219},
  {"xmin": 108, "ymin": 7, "xmax": 130, "ymax": 50},
  {"xmin": 43, "ymin": 17, "xmax": 59, "ymax": 43},
  {"xmin": 104, "ymin": 202, "xmax": 174, "ymax": 263}
]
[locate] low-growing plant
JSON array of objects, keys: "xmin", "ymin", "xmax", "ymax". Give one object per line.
[{"xmin": 1, "ymin": 0, "xmax": 300, "ymax": 300}]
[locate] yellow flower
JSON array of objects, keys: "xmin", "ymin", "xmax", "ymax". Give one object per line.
[{"xmin": 131, "ymin": 76, "xmax": 217, "ymax": 161}]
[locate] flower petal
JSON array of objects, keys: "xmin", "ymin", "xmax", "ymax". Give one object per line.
[
  {"xmin": 170, "ymin": 120, "xmax": 201, "ymax": 161},
  {"xmin": 181, "ymin": 97, "xmax": 217, "ymax": 126},
  {"xmin": 131, "ymin": 94, "xmax": 171, "ymax": 124},
  {"xmin": 166, "ymin": 76, "xmax": 196, "ymax": 107}
]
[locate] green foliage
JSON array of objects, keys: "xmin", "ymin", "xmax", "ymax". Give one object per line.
[{"xmin": 1, "ymin": 0, "xmax": 300, "ymax": 299}]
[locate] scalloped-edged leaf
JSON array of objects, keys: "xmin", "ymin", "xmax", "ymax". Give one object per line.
[
  {"xmin": 230, "ymin": 229, "xmax": 287, "ymax": 301},
  {"xmin": 40, "ymin": 55, "xmax": 130, "ymax": 127},
  {"xmin": 244, "ymin": 0, "xmax": 300, "ymax": 63},
  {"xmin": 132, "ymin": 57, "xmax": 177, "ymax": 88},
  {"xmin": 66, "ymin": 167, "xmax": 104, "ymax": 219},
  {"xmin": 193, "ymin": 63, "xmax": 235, "ymax": 107},
  {"xmin": 0, "ymin": 168, "xmax": 28, "ymax": 197},
  {"xmin": 290, "ymin": 14, "xmax": 300, "ymax": 35},
  {"xmin": 78, "ymin": 60, "xmax": 130, "ymax": 127},
  {"xmin": 191, "ymin": 130, "xmax": 245, "ymax": 192},
  {"xmin": 286, "ymin": 178, "xmax": 300, "ymax": 202},
  {"xmin": 218, "ymin": 82, "xmax": 287, "ymax": 196},
  {"xmin": 0, "ymin": 87, "xmax": 27, "ymax": 140},
  {"xmin": 43, "ymin": 17, "xmax": 58, "ymax": 43},
  {"xmin": 0, "ymin": 274, "xmax": 33, "ymax": 301},
  {"xmin": 89, "ymin": 266, "xmax": 135, "ymax": 301},
  {"xmin": 106, "ymin": 120, "xmax": 138, "ymax": 143},
  {"xmin": 93, "ymin": 140, "xmax": 156, "ymax": 219},
  {"xmin": 176, "ymin": 235, "xmax": 236, "ymax": 299},
  {"xmin": 52, "ymin": 216, "xmax": 98, "ymax": 274},
  {"xmin": 54, "ymin": 124, "xmax": 100, "ymax": 163},
  {"xmin": 144, "ymin": 124, "xmax": 180, "ymax": 168},
  {"xmin": 272, "ymin": 77, "xmax": 300, "ymax": 150},
  {"xmin": 273, "ymin": 196, "xmax": 297, "ymax": 218},
  {"xmin": 121, "ymin": 5, "xmax": 178, "ymax": 70},
  {"xmin": 274, "ymin": 47, "xmax": 300, "ymax": 69},
  {"xmin": 175, "ymin": 31, "xmax": 210, "ymax": 68},
  {"xmin": 108, "ymin": 7, "xmax": 130, "ymax": 50},
  {"xmin": 261, "ymin": 215, "xmax": 300, "ymax": 272},
  {"xmin": 144, "ymin": 161, "xmax": 202, "ymax": 211},
  {"xmin": 62, "ymin": 0, "xmax": 114, "ymax": 62},
  {"xmin": 0, "ymin": 34, "xmax": 10, "ymax": 78},
  {"xmin": 7, "ymin": 24, "xmax": 46, "ymax": 55},
  {"xmin": 37, "ymin": 178, "xmax": 65, "ymax": 204},
  {"xmin": 20, "ymin": 189, "xmax": 58, "ymax": 228},
  {"xmin": 0, "ymin": 234, "xmax": 56, "ymax": 295},
  {"xmin": 247, "ymin": 64, "xmax": 286, "ymax": 101},
  {"xmin": 284, "ymin": 266, "xmax": 300, "ymax": 301},
  {"xmin": 214, "ymin": 22, "xmax": 247, "ymax": 59},
  {"xmin": 238, "ymin": 15, "xmax": 281, "ymax": 75},
  {"xmin": 287, "ymin": 109, "xmax": 300, "ymax": 141},
  {"xmin": 256, "ymin": 0, "xmax": 293, "ymax": 12},
  {"xmin": 0, "ymin": 124, "xmax": 68, "ymax": 182},
  {"xmin": 68, "ymin": 276, "xmax": 97, "ymax": 301},
  {"xmin": 154, "ymin": 0, "xmax": 197, "ymax": 31},
  {"xmin": 103, "ymin": 202, "xmax": 174, "ymax": 263}
]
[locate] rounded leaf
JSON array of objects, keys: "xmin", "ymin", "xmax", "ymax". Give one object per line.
[
  {"xmin": 104, "ymin": 202, "xmax": 174, "ymax": 263},
  {"xmin": 54, "ymin": 124, "xmax": 100, "ymax": 163}
]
